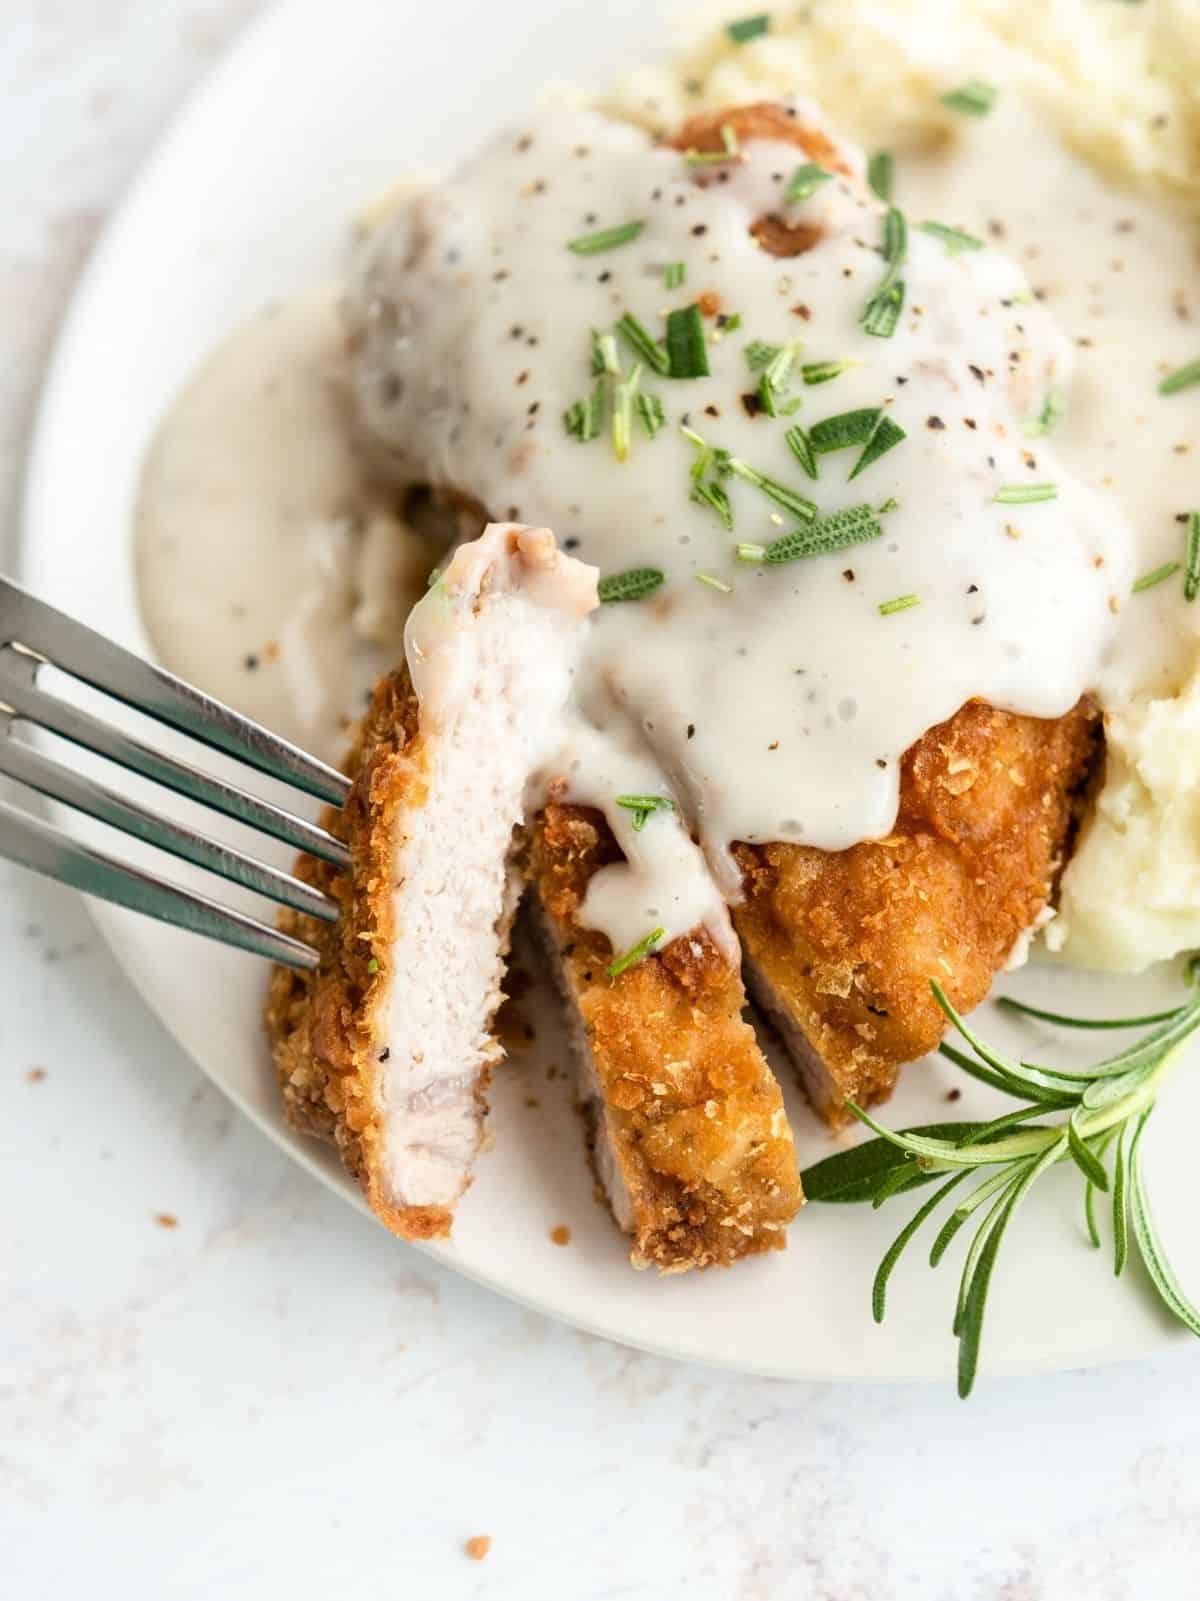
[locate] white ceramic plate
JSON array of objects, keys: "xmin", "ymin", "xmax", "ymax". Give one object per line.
[{"xmin": 21, "ymin": 0, "xmax": 1200, "ymax": 1381}]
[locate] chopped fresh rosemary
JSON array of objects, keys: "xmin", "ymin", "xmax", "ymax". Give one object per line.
[
  {"xmin": 917, "ymin": 220, "xmax": 985, "ymax": 254},
  {"xmin": 802, "ymin": 359, "xmax": 857, "ymax": 386},
  {"xmin": 849, "ymin": 415, "xmax": 906, "ymax": 479},
  {"xmin": 666, "ymin": 304, "xmax": 710, "ymax": 378},
  {"xmin": 862, "ymin": 280, "xmax": 905, "ymax": 338},
  {"xmin": 1132, "ymin": 561, "xmax": 1182, "ymax": 594},
  {"xmin": 764, "ymin": 503, "xmax": 883, "ymax": 564},
  {"xmin": 366, "ymin": 958, "xmax": 379, "ymax": 975},
  {"xmin": 568, "ymin": 220, "xmax": 645, "ymax": 255},
  {"xmin": 758, "ymin": 343, "xmax": 798, "ymax": 416},
  {"xmin": 663, "ymin": 261, "xmax": 686, "ymax": 289},
  {"xmin": 563, "ymin": 380, "xmax": 605, "ymax": 441},
  {"xmin": 785, "ymin": 162, "xmax": 833, "ymax": 205},
  {"xmin": 606, "ymin": 926, "xmax": 666, "ymax": 979},
  {"xmin": 882, "ymin": 205, "xmax": 907, "ymax": 267},
  {"xmin": 994, "ymin": 483, "xmax": 1058, "ymax": 504},
  {"xmin": 616, "ymin": 311, "xmax": 670, "ymax": 375},
  {"xmin": 592, "ymin": 328, "xmax": 620, "ymax": 376},
  {"xmin": 800, "ymin": 974, "xmax": 1200, "ymax": 1397},
  {"xmin": 612, "ymin": 363, "xmax": 642, "ymax": 462},
  {"xmin": 725, "ymin": 456, "xmax": 817, "ymax": 521},
  {"xmin": 736, "ymin": 541, "xmax": 768, "ymax": 562},
  {"xmin": 1186, "ymin": 512, "xmax": 1200, "ymax": 603},
  {"xmin": 867, "ymin": 150, "xmax": 894, "ymax": 203},
  {"xmin": 809, "ymin": 407, "xmax": 881, "ymax": 453},
  {"xmin": 1023, "ymin": 387, "xmax": 1066, "ymax": 438},
  {"xmin": 785, "ymin": 424, "xmax": 819, "ymax": 480},
  {"xmin": 744, "ymin": 340, "xmax": 781, "ymax": 372},
  {"xmin": 721, "ymin": 312, "xmax": 743, "ymax": 334},
  {"xmin": 878, "ymin": 593, "xmax": 920, "ymax": 615},
  {"xmin": 692, "ymin": 478, "xmax": 733, "ymax": 530},
  {"xmin": 1159, "ymin": 359, "xmax": 1200, "ymax": 396},
  {"xmin": 598, "ymin": 567, "xmax": 665, "ymax": 603},
  {"xmin": 940, "ymin": 79, "xmax": 999, "ymax": 117},
  {"xmin": 725, "ymin": 12, "xmax": 770, "ymax": 42},
  {"xmin": 637, "ymin": 391, "xmax": 666, "ymax": 438},
  {"xmin": 615, "ymin": 794, "xmax": 675, "ymax": 831},
  {"xmin": 695, "ymin": 571, "xmax": 733, "ymax": 594}
]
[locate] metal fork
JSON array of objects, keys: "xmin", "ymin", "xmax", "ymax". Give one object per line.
[{"xmin": 0, "ymin": 575, "xmax": 351, "ymax": 970}]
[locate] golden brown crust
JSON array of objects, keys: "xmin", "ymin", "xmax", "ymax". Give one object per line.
[
  {"xmin": 264, "ymin": 668, "xmax": 458, "ymax": 1240},
  {"xmin": 526, "ymin": 803, "xmax": 802, "ymax": 1272},
  {"xmin": 671, "ymin": 102, "xmax": 855, "ymax": 258},
  {"xmin": 733, "ymin": 699, "xmax": 1101, "ymax": 1124}
]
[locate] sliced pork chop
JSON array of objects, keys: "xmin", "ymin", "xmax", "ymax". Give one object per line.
[
  {"xmin": 266, "ymin": 524, "xmax": 596, "ymax": 1237},
  {"xmin": 732, "ymin": 699, "xmax": 1100, "ymax": 1125},
  {"xmin": 526, "ymin": 803, "xmax": 802, "ymax": 1272}
]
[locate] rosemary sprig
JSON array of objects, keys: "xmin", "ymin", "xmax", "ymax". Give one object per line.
[
  {"xmin": 801, "ymin": 973, "xmax": 1200, "ymax": 1397},
  {"xmin": 606, "ymin": 926, "xmax": 665, "ymax": 979},
  {"xmin": 615, "ymin": 794, "xmax": 675, "ymax": 831}
]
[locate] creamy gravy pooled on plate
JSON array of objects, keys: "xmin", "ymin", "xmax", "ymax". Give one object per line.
[{"xmin": 137, "ymin": 94, "xmax": 1199, "ymax": 958}]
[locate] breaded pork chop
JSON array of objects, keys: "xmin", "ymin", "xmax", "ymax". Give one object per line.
[
  {"xmin": 266, "ymin": 524, "xmax": 595, "ymax": 1237},
  {"xmin": 526, "ymin": 803, "xmax": 802, "ymax": 1270},
  {"xmin": 734, "ymin": 699, "xmax": 1100, "ymax": 1123}
]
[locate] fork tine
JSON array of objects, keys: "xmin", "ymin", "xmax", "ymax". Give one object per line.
[
  {"xmin": 0, "ymin": 577, "xmax": 350, "ymax": 806},
  {"xmin": 0, "ymin": 734, "xmax": 340, "ymax": 924},
  {"xmin": 0, "ymin": 798, "xmax": 319, "ymax": 970},
  {"xmin": 0, "ymin": 655, "xmax": 351, "ymax": 870}
]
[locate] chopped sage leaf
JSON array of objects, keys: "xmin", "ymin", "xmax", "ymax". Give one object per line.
[{"xmin": 666, "ymin": 304, "xmax": 710, "ymax": 378}]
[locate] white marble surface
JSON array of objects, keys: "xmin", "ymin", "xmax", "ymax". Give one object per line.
[{"xmin": 3, "ymin": 5, "xmax": 1200, "ymax": 1597}]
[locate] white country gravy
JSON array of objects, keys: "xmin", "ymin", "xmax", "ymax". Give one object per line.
[{"xmin": 137, "ymin": 94, "xmax": 1200, "ymax": 962}]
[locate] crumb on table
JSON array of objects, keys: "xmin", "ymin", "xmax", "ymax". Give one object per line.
[
  {"xmin": 153, "ymin": 1213, "xmax": 179, "ymax": 1229},
  {"xmin": 25, "ymin": 1067, "xmax": 46, "ymax": 1083},
  {"xmin": 464, "ymin": 1535, "xmax": 492, "ymax": 1562}
]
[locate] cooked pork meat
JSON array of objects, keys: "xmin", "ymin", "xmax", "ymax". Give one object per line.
[
  {"xmin": 266, "ymin": 524, "xmax": 596, "ymax": 1237},
  {"xmin": 526, "ymin": 803, "xmax": 802, "ymax": 1271},
  {"xmin": 734, "ymin": 699, "xmax": 1100, "ymax": 1123}
]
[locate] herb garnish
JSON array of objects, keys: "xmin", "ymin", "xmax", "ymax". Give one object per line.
[
  {"xmin": 686, "ymin": 124, "xmax": 741, "ymax": 166},
  {"xmin": 736, "ymin": 541, "xmax": 768, "ymax": 562},
  {"xmin": 606, "ymin": 926, "xmax": 666, "ymax": 979},
  {"xmin": 695, "ymin": 571, "xmax": 733, "ymax": 593},
  {"xmin": 862, "ymin": 205, "xmax": 908, "ymax": 339},
  {"xmin": 878, "ymin": 593, "xmax": 920, "ymax": 615},
  {"xmin": 1185, "ymin": 513, "xmax": 1200, "ymax": 603},
  {"xmin": 1023, "ymin": 387, "xmax": 1066, "ymax": 438},
  {"xmin": 1132, "ymin": 561, "xmax": 1182, "ymax": 594},
  {"xmin": 785, "ymin": 162, "xmax": 833, "ymax": 205},
  {"xmin": 809, "ymin": 407, "xmax": 907, "ymax": 478},
  {"xmin": 785, "ymin": 425, "xmax": 819, "ymax": 480},
  {"xmin": 592, "ymin": 329, "xmax": 620, "ymax": 376},
  {"xmin": 611, "ymin": 364, "xmax": 642, "ymax": 462},
  {"xmin": 802, "ymin": 359, "xmax": 858, "ymax": 386},
  {"xmin": 666, "ymin": 304, "xmax": 710, "ymax": 378},
  {"xmin": 764, "ymin": 504, "xmax": 883, "ymax": 564},
  {"xmin": 725, "ymin": 12, "xmax": 770, "ymax": 43},
  {"xmin": 940, "ymin": 79, "xmax": 999, "ymax": 117},
  {"xmin": 598, "ymin": 567, "xmax": 665, "ymax": 603},
  {"xmin": 867, "ymin": 151, "xmax": 894, "ymax": 203},
  {"xmin": 681, "ymin": 425, "xmax": 818, "ymax": 521},
  {"xmin": 568, "ymin": 221, "xmax": 645, "ymax": 255},
  {"xmin": 637, "ymin": 391, "xmax": 666, "ymax": 438},
  {"xmin": 801, "ymin": 975, "xmax": 1200, "ymax": 1397},
  {"xmin": 563, "ymin": 381, "xmax": 605, "ymax": 441},
  {"xmin": 994, "ymin": 483, "xmax": 1058, "ymax": 504},
  {"xmin": 663, "ymin": 262, "xmax": 686, "ymax": 289},
  {"xmin": 917, "ymin": 220, "xmax": 985, "ymax": 254},
  {"xmin": 745, "ymin": 340, "xmax": 781, "ymax": 372},
  {"xmin": 616, "ymin": 312, "xmax": 670, "ymax": 376},
  {"xmin": 758, "ymin": 343, "xmax": 799, "ymax": 416},
  {"xmin": 615, "ymin": 794, "xmax": 675, "ymax": 831},
  {"xmin": 692, "ymin": 478, "xmax": 733, "ymax": 530},
  {"xmin": 1159, "ymin": 359, "xmax": 1200, "ymax": 396}
]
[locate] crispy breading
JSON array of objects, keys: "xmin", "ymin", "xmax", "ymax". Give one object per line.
[
  {"xmin": 671, "ymin": 102, "xmax": 855, "ymax": 256},
  {"xmin": 526, "ymin": 803, "xmax": 802, "ymax": 1272},
  {"xmin": 265, "ymin": 669, "xmax": 466, "ymax": 1239},
  {"xmin": 733, "ymin": 699, "xmax": 1101, "ymax": 1124}
]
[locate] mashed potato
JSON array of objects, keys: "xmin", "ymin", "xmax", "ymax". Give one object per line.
[
  {"xmin": 606, "ymin": 0, "xmax": 1200, "ymax": 207},
  {"xmin": 604, "ymin": 0, "xmax": 1200, "ymax": 975}
]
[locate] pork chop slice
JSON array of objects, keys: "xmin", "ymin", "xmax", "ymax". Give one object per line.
[
  {"xmin": 266, "ymin": 523, "xmax": 596, "ymax": 1237},
  {"xmin": 525, "ymin": 802, "xmax": 802, "ymax": 1272},
  {"xmin": 732, "ymin": 699, "xmax": 1100, "ymax": 1125}
]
